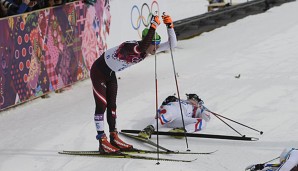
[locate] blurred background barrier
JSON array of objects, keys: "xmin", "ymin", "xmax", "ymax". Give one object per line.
[{"xmin": 173, "ymin": 0, "xmax": 295, "ymax": 40}]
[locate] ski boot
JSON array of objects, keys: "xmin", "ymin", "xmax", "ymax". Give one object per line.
[
  {"xmin": 169, "ymin": 127, "xmax": 186, "ymax": 139},
  {"xmin": 110, "ymin": 131, "xmax": 133, "ymax": 151},
  {"xmin": 97, "ymin": 133, "xmax": 120, "ymax": 154},
  {"xmin": 138, "ymin": 125, "xmax": 155, "ymax": 139}
]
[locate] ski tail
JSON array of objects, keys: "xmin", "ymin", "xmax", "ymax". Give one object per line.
[{"xmin": 119, "ymin": 132, "xmax": 174, "ymax": 152}]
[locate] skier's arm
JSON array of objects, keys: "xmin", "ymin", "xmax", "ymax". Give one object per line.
[
  {"xmin": 157, "ymin": 14, "xmax": 177, "ymax": 52},
  {"xmin": 157, "ymin": 28, "xmax": 177, "ymax": 52},
  {"xmin": 200, "ymin": 105, "xmax": 211, "ymax": 122},
  {"xmin": 138, "ymin": 15, "xmax": 160, "ymax": 53},
  {"xmin": 194, "ymin": 104, "xmax": 211, "ymax": 122},
  {"xmin": 185, "ymin": 118, "xmax": 207, "ymax": 133}
]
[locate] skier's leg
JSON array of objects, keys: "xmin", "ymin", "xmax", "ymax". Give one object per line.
[
  {"xmin": 106, "ymin": 72, "xmax": 133, "ymax": 150},
  {"xmin": 139, "ymin": 106, "xmax": 177, "ymax": 139},
  {"xmin": 90, "ymin": 66, "xmax": 120, "ymax": 153},
  {"xmin": 90, "ymin": 68, "xmax": 108, "ymax": 135},
  {"xmin": 106, "ymin": 72, "xmax": 118, "ymax": 132},
  {"xmin": 168, "ymin": 117, "xmax": 206, "ymax": 133},
  {"xmin": 157, "ymin": 106, "xmax": 178, "ymax": 126},
  {"xmin": 184, "ymin": 118, "xmax": 206, "ymax": 133}
]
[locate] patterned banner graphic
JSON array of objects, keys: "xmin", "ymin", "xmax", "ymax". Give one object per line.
[{"xmin": 0, "ymin": 0, "xmax": 111, "ymax": 110}]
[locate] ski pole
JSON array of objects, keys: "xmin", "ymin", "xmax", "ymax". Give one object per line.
[
  {"xmin": 264, "ymin": 156, "xmax": 280, "ymax": 164},
  {"xmin": 153, "ymin": 14, "xmax": 160, "ymax": 165},
  {"xmin": 211, "ymin": 112, "xmax": 244, "ymax": 137},
  {"xmin": 261, "ymin": 156, "xmax": 281, "ymax": 169},
  {"xmin": 164, "ymin": 12, "xmax": 190, "ymax": 151},
  {"xmin": 209, "ymin": 111, "xmax": 263, "ymax": 135}
]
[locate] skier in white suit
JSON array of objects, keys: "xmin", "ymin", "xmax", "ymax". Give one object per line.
[
  {"xmin": 246, "ymin": 148, "xmax": 298, "ymax": 171},
  {"xmin": 139, "ymin": 94, "xmax": 211, "ymax": 139}
]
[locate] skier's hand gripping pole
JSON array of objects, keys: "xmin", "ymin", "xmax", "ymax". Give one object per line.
[{"xmin": 162, "ymin": 13, "xmax": 174, "ymax": 28}]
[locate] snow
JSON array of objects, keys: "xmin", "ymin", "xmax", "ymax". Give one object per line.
[{"xmin": 1, "ymin": 0, "xmax": 298, "ymax": 171}]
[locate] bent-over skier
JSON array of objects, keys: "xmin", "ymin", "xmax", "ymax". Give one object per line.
[{"xmin": 90, "ymin": 13, "xmax": 177, "ymax": 153}]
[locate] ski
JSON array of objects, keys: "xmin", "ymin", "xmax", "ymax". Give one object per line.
[
  {"xmin": 58, "ymin": 151, "xmax": 196, "ymax": 162},
  {"xmin": 121, "ymin": 129, "xmax": 259, "ymax": 141},
  {"xmin": 126, "ymin": 148, "xmax": 217, "ymax": 155},
  {"xmin": 119, "ymin": 132, "xmax": 174, "ymax": 152},
  {"xmin": 62, "ymin": 148, "xmax": 216, "ymax": 155}
]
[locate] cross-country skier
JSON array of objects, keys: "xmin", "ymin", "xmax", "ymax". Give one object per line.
[
  {"xmin": 90, "ymin": 13, "xmax": 177, "ymax": 153},
  {"xmin": 138, "ymin": 94, "xmax": 211, "ymax": 139},
  {"xmin": 246, "ymin": 148, "xmax": 298, "ymax": 171}
]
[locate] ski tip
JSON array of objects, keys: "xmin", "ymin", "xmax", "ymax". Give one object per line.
[
  {"xmin": 197, "ymin": 149, "xmax": 218, "ymax": 155},
  {"xmin": 175, "ymin": 149, "xmax": 218, "ymax": 155},
  {"xmin": 251, "ymin": 137, "xmax": 259, "ymax": 141},
  {"xmin": 190, "ymin": 157, "xmax": 198, "ymax": 162},
  {"xmin": 164, "ymin": 158, "xmax": 197, "ymax": 162},
  {"xmin": 208, "ymin": 149, "xmax": 219, "ymax": 154}
]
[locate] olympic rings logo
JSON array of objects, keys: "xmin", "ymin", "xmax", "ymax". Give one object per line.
[{"xmin": 130, "ymin": 1, "xmax": 159, "ymax": 38}]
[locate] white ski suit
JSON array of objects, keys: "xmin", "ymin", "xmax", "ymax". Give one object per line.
[
  {"xmin": 150, "ymin": 100, "xmax": 211, "ymax": 133},
  {"xmin": 262, "ymin": 149, "xmax": 298, "ymax": 171}
]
